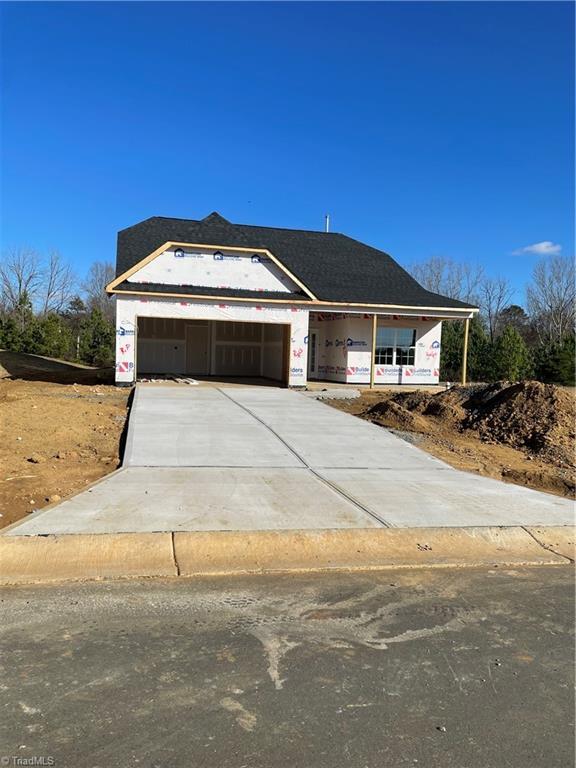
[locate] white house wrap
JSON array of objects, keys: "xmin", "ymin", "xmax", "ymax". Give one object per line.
[{"xmin": 107, "ymin": 212, "xmax": 477, "ymax": 386}]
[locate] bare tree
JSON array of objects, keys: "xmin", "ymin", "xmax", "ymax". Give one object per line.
[
  {"xmin": 0, "ymin": 248, "xmax": 43, "ymax": 311},
  {"xmin": 526, "ymin": 255, "xmax": 576, "ymax": 343},
  {"xmin": 479, "ymin": 276, "xmax": 513, "ymax": 342},
  {"xmin": 409, "ymin": 256, "xmax": 484, "ymax": 304},
  {"xmin": 39, "ymin": 251, "xmax": 76, "ymax": 315},
  {"xmin": 81, "ymin": 261, "xmax": 115, "ymax": 321}
]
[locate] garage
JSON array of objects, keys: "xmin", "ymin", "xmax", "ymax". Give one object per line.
[{"xmin": 136, "ymin": 317, "xmax": 289, "ymax": 383}]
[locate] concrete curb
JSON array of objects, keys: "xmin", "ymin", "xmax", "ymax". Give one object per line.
[
  {"xmin": 173, "ymin": 527, "xmax": 572, "ymax": 576},
  {"xmin": 0, "ymin": 533, "xmax": 176, "ymax": 584},
  {"xmin": 524, "ymin": 526, "xmax": 575, "ymax": 562},
  {"xmin": 0, "ymin": 526, "xmax": 573, "ymax": 585}
]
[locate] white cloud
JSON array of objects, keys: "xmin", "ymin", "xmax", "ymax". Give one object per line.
[{"xmin": 513, "ymin": 241, "xmax": 562, "ymax": 256}]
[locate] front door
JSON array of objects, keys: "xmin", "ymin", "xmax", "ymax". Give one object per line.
[{"xmin": 186, "ymin": 324, "xmax": 210, "ymax": 375}]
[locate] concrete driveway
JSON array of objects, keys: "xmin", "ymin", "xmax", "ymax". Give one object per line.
[{"xmin": 6, "ymin": 386, "xmax": 574, "ymax": 535}]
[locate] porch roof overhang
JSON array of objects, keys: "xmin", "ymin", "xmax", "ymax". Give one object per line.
[{"xmin": 108, "ymin": 282, "xmax": 477, "ymax": 320}]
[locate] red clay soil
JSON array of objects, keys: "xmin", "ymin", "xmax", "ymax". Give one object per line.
[{"xmin": 1, "ymin": 353, "xmax": 129, "ymax": 529}]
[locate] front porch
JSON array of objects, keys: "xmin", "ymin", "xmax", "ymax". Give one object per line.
[{"xmin": 306, "ymin": 311, "xmax": 471, "ymax": 388}]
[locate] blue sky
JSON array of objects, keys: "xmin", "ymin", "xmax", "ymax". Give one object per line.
[{"xmin": 1, "ymin": 1, "xmax": 573, "ymax": 303}]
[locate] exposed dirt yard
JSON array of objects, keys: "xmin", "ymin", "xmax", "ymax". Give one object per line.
[
  {"xmin": 1, "ymin": 352, "xmax": 130, "ymax": 529},
  {"xmin": 327, "ymin": 381, "xmax": 576, "ymax": 499}
]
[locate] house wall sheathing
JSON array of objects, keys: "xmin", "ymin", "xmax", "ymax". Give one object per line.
[{"xmin": 115, "ymin": 296, "xmax": 308, "ymax": 385}]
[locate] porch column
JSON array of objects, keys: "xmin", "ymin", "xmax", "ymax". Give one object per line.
[
  {"xmin": 370, "ymin": 313, "xmax": 377, "ymax": 389},
  {"xmin": 461, "ymin": 317, "xmax": 470, "ymax": 385}
]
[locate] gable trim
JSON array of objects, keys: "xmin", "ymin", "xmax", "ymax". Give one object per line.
[
  {"xmin": 106, "ymin": 241, "xmax": 319, "ymax": 301},
  {"xmin": 109, "ymin": 286, "xmax": 477, "ymax": 316}
]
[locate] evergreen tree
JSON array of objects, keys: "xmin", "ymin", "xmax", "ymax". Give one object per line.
[
  {"xmin": 439, "ymin": 321, "xmax": 462, "ymax": 381},
  {"xmin": 8, "ymin": 293, "xmax": 39, "ymax": 353},
  {"xmin": 440, "ymin": 316, "xmax": 491, "ymax": 382},
  {"xmin": 534, "ymin": 336, "xmax": 575, "ymax": 386},
  {"xmin": 491, "ymin": 326, "xmax": 533, "ymax": 381},
  {"xmin": 33, "ymin": 314, "xmax": 74, "ymax": 359},
  {"xmin": 78, "ymin": 308, "xmax": 115, "ymax": 366},
  {"xmin": 61, "ymin": 296, "xmax": 87, "ymax": 360},
  {"xmin": 0, "ymin": 314, "xmax": 20, "ymax": 351}
]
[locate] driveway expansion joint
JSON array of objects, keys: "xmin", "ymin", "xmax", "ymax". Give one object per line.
[{"xmin": 217, "ymin": 387, "xmax": 393, "ymax": 528}]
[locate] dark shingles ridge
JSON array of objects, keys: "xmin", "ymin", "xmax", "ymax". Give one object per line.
[{"xmin": 114, "ymin": 212, "xmax": 476, "ymax": 310}]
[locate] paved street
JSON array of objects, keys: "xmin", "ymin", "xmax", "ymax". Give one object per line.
[{"xmin": 1, "ymin": 565, "xmax": 574, "ymax": 767}]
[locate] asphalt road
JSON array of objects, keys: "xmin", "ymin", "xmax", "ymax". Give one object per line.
[{"xmin": 1, "ymin": 566, "xmax": 574, "ymax": 768}]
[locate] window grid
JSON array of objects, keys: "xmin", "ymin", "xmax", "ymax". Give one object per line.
[{"xmin": 374, "ymin": 327, "xmax": 416, "ymax": 366}]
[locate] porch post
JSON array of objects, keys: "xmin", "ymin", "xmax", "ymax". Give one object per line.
[
  {"xmin": 370, "ymin": 313, "xmax": 377, "ymax": 389},
  {"xmin": 461, "ymin": 317, "xmax": 470, "ymax": 385}
]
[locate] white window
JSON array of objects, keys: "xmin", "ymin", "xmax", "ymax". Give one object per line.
[{"xmin": 374, "ymin": 327, "xmax": 416, "ymax": 366}]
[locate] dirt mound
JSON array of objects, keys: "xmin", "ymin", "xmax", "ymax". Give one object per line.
[
  {"xmin": 330, "ymin": 381, "xmax": 575, "ymax": 498},
  {"xmin": 368, "ymin": 399, "xmax": 431, "ymax": 433},
  {"xmin": 366, "ymin": 380, "xmax": 575, "ymax": 467},
  {"xmin": 367, "ymin": 388, "xmax": 466, "ymax": 430},
  {"xmin": 462, "ymin": 381, "xmax": 575, "ymax": 466}
]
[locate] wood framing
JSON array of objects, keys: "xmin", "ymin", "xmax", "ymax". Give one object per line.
[
  {"xmin": 461, "ymin": 317, "xmax": 470, "ymax": 385},
  {"xmin": 282, "ymin": 325, "xmax": 291, "ymax": 388},
  {"xmin": 110, "ymin": 287, "xmax": 477, "ymax": 317},
  {"xmin": 370, "ymin": 313, "xmax": 377, "ymax": 389}
]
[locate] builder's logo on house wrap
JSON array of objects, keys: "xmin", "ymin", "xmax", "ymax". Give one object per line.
[
  {"xmin": 117, "ymin": 325, "xmax": 135, "ymax": 337},
  {"xmin": 116, "ymin": 361, "xmax": 134, "ymax": 373},
  {"xmin": 174, "ymin": 249, "xmax": 204, "ymax": 259},
  {"xmin": 335, "ymin": 338, "xmax": 367, "ymax": 348},
  {"xmin": 376, "ymin": 366, "xmax": 401, "ymax": 377},
  {"xmin": 250, "ymin": 254, "xmax": 271, "ymax": 263},
  {"xmin": 404, "ymin": 368, "xmax": 433, "ymax": 377},
  {"xmin": 213, "ymin": 251, "xmax": 240, "ymax": 261},
  {"xmin": 346, "ymin": 366, "xmax": 370, "ymax": 376}
]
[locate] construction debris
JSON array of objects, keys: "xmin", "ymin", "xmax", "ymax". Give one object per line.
[
  {"xmin": 305, "ymin": 388, "xmax": 361, "ymax": 400},
  {"xmin": 138, "ymin": 375, "xmax": 199, "ymax": 385}
]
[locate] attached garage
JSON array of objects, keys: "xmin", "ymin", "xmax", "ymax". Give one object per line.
[
  {"xmin": 136, "ymin": 317, "xmax": 289, "ymax": 383},
  {"xmin": 108, "ymin": 212, "xmax": 478, "ymax": 388}
]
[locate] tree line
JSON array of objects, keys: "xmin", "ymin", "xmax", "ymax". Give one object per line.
[
  {"xmin": 0, "ymin": 249, "xmax": 116, "ymax": 367},
  {"xmin": 410, "ymin": 255, "xmax": 575, "ymax": 385},
  {"xmin": 0, "ymin": 247, "xmax": 574, "ymax": 385}
]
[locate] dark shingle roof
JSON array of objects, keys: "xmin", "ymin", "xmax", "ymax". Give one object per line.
[
  {"xmin": 115, "ymin": 281, "xmax": 311, "ymax": 303},
  {"xmin": 114, "ymin": 212, "xmax": 475, "ymax": 310}
]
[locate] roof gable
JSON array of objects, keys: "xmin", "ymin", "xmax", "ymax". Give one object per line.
[
  {"xmin": 113, "ymin": 213, "xmax": 477, "ymax": 311},
  {"xmin": 126, "ymin": 243, "xmax": 301, "ymax": 294}
]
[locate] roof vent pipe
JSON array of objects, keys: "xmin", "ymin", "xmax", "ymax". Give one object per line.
[{"xmin": 324, "ymin": 214, "xmax": 330, "ymax": 233}]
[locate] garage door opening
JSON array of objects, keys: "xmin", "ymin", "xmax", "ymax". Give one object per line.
[{"xmin": 136, "ymin": 318, "xmax": 290, "ymax": 385}]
